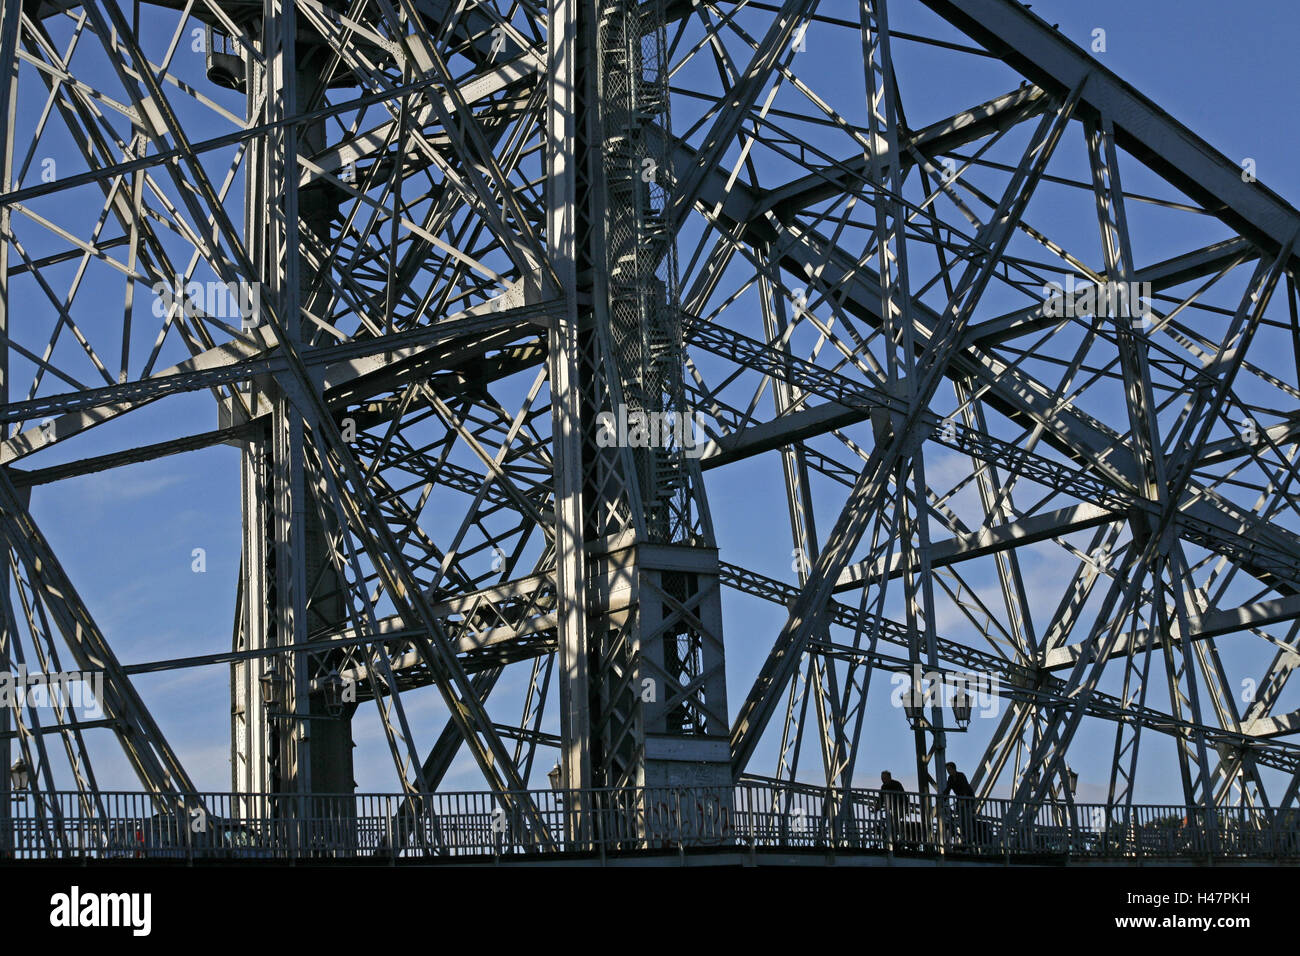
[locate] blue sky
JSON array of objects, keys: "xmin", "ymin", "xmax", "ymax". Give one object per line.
[{"xmin": 10, "ymin": 0, "xmax": 1300, "ymax": 803}]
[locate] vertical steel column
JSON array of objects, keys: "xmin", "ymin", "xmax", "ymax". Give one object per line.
[
  {"xmin": 234, "ymin": 2, "xmax": 353, "ymax": 804},
  {"xmin": 547, "ymin": 0, "xmax": 594, "ymax": 806},
  {"xmin": 0, "ymin": 0, "xmax": 18, "ymax": 858},
  {"xmin": 548, "ymin": 0, "xmax": 734, "ymax": 794}
]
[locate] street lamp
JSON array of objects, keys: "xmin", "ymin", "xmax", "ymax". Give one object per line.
[
  {"xmin": 1068, "ymin": 768, "xmax": 1079, "ymax": 797},
  {"xmin": 951, "ymin": 695, "xmax": 972, "ymax": 730},
  {"xmin": 9, "ymin": 759, "xmax": 29, "ymax": 794},
  {"xmin": 547, "ymin": 762, "xmax": 567, "ymax": 823},
  {"xmin": 902, "ymin": 684, "xmax": 927, "ymax": 730},
  {"xmin": 203, "ymin": 25, "xmax": 245, "ymax": 91},
  {"xmin": 260, "ymin": 666, "xmax": 287, "ymax": 713},
  {"xmin": 322, "ymin": 671, "xmax": 347, "ymax": 719},
  {"xmin": 5, "ymin": 758, "xmax": 29, "ymax": 860}
]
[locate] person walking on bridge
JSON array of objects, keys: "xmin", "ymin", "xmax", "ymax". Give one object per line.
[
  {"xmin": 942, "ymin": 762, "xmax": 978, "ymax": 845},
  {"xmin": 878, "ymin": 771, "xmax": 907, "ymax": 848}
]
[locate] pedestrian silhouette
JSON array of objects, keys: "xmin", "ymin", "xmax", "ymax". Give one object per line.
[
  {"xmin": 941, "ymin": 762, "xmax": 979, "ymax": 844},
  {"xmin": 878, "ymin": 770, "xmax": 907, "ymax": 846}
]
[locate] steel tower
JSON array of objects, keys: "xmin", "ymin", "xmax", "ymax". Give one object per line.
[{"xmin": 2, "ymin": 0, "xmax": 1300, "ymax": 846}]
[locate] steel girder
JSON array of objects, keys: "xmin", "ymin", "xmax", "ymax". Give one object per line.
[{"xmin": 0, "ymin": 0, "xmax": 1297, "ymax": 833}]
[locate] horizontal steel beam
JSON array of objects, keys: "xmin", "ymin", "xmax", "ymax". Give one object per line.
[
  {"xmin": 963, "ymin": 237, "xmax": 1255, "ymax": 348},
  {"xmin": 835, "ymin": 502, "xmax": 1118, "ymax": 591},
  {"xmin": 0, "ymin": 302, "xmax": 553, "ymax": 473},
  {"xmin": 1044, "ymin": 593, "xmax": 1300, "ymax": 672},
  {"xmin": 0, "ymin": 302, "xmax": 552, "ymax": 426}
]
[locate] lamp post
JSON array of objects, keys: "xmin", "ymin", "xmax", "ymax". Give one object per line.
[{"xmin": 6, "ymin": 758, "xmax": 30, "ymax": 860}]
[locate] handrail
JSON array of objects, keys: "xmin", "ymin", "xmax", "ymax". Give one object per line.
[{"xmin": 2, "ymin": 783, "xmax": 1296, "ymax": 861}]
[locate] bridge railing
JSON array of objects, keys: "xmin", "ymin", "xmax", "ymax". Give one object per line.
[{"xmin": 2, "ymin": 783, "xmax": 1297, "ymax": 860}]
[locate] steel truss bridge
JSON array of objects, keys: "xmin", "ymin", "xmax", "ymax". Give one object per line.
[{"xmin": 1, "ymin": 0, "xmax": 1299, "ymax": 865}]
